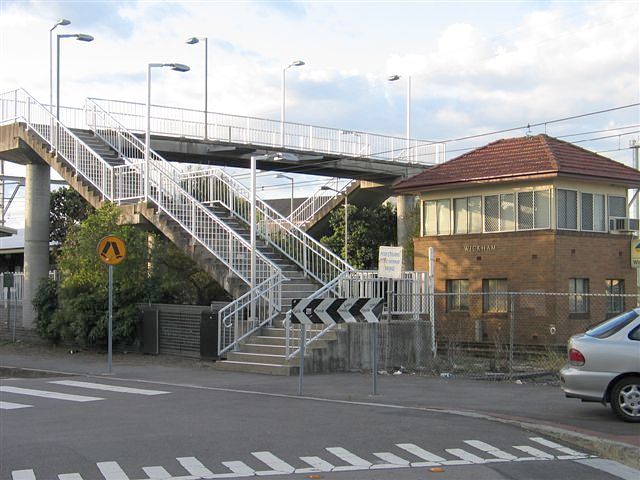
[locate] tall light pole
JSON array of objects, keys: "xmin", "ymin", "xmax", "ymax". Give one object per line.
[
  {"xmin": 388, "ymin": 74, "xmax": 412, "ymax": 157},
  {"xmin": 56, "ymin": 33, "xmax": 94, "ymax": 119},
  {"xmin": 50, "ymin": 19, "xmax": 70, "ymax": 113},
  {"xmin": 281, "ymin": 60, "xmax": 305, "ymax": 146},
  {"xmin": 146, "ymin": 63, "xmax": 190, "ymax": 199},
  {"xmin": 276, "ymin": 173, "xmax": 294, "ymax": 216},
  {"xmin": 321, "ymin": 186, "xmax": 348, "ymax": 264},
  {"xmin": 186, "ymin": 36, "xmax": 208, "ymax": 139}
]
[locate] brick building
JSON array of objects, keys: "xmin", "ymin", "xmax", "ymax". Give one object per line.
[{"xmin": 394, "ymin": 134, "xmax": 640, "ymax": 345}]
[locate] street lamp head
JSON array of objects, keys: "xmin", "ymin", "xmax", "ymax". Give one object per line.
[
  {"xmin": 320, "ymin": 186, "xmax": 338, "ymax": 193},
  {"xmin": 55, "ymin": 19, "xmax": 71, "ymax": 27},
  {"xmin": 276, "ymin": 173, "xmax": 292, "ymax": 180},
  {"xmin": 186, "ymin": 37, "xmax": 200, "ymax": 45},
  {"xmin": 170, "ymin": 63, "xmax": 190, "ymax": 72},
  {"xmin": 287, "ymin": 60, "xmax": 305, "ymax": 69},
  {"xmin": 388, "ymin": 74, "xmax": 401, "ymax": 82},
  {"xmin": 75, "ymin": 34, "xmax": 94, "ymax": 42}
]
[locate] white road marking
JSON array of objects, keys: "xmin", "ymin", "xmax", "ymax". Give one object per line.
[
  {"xmin": 395, "ymin": 443, "xmax": 446, "ymax": 466},
  {"xmin": 295, "ymin": 456, "xmax": 335, "ymax": 473},
  {"xmin": 97, "ymin": 461, "xmax": 130, "ymax": 480},
  {"xmin": 11, "ymin": 470, "xmax": 35, "ymax": 480},
  {"xmin": 1, "ymin": 386, "xmax": 102, "ymax": 402},
  {"xmin": 529, "ymin": 437, "xmax": 589, "ymax": 459},
  {"xmin": 50, "ymin": 380, "xmax": 169, "ymax": 396},
  {"xmin": 0, "ymin": 401, "xmax": 32, "ymax": 410},
  {"xmin": 326, "ymin": 447, "xmax": 372, "ymax": 471},
  {"xmin": 221, "ymin": 461, "xmax": 255, "ymax": 477},
  {"xmin": 142, "ymin": 466, "xmax": 174, "ymax": 479},
  {"xmin": 444, "ymin": 448, "xmax": 486, "ymax": 464},
  {"xmin": 371, "ymin": 452, "xmax": 410, "ymax": 469},
  {"xmin": 177, "ymin": 457, "xmax": 215, "ymax": 478},
  {"xmin": 512, "ymin": 445, "xmax": 555, "ymax": 461},
  {"xmin": 58, "ymin": 474, "xmax": 84, "ymax": 480},
  {"xmin": 251, "ymin": 452, "xmax": 295, "ymax": 475},
  {"xmin": 575, "ymin": 458, "xmax": 640, "ymax": 480},
  {"xmin": 465, "ymin": 440, "xmax": 519, "ymax": 461}
]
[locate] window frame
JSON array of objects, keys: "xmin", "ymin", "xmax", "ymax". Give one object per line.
[
  {"xmin": 605, "ymin": 279, "xmax": 625, "ymax": 314},
  {"xmin": 568, "ymin": 278, "xmax": 590, "ymax": 314},
  {"xmin": 557, "ymin": 188, "xmax": 579, "ymax": 231},
  {"xmin": 446, "ymin": 279, "xmax": 469, "ymax": 312},
  {"xmin": 482, "ymin": 278, "xmax": 508, "ymax": 314}
]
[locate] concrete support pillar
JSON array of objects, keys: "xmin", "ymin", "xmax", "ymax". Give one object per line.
[
  {"xmin": 23, "ymin": 163, "xmax": 50, "ymax": 328},
  {"xmin": 397, "ymin": 194, "xmax": 416, "ymax": 271}
]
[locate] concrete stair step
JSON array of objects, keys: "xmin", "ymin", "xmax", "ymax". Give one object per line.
[
  {"xmin": 213, "ymin": 360, "xmax": 294, "ymax": 376},
  {"xmin": 226, "ymin": 351, "xmax": 299, "ymax": 366}
]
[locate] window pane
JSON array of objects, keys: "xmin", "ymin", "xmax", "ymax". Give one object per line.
[
  {"xmin": 446, "ymin": 279, "xmax": 469, "ymax": 311},
  {"xmin": 485, "ymin": 195, "xmax": 499, "ymax": 232},
  {"xmin": 454, "ymin": 198, "xmax": 468, "ymax": 234},
  {"xmin": 424, "ymin": 201, "xmax": 437, "ymax": 236},
  {"xmin": 558, "ymin": 189, "xmax": 577, "ymax": 229},
  {"xmin": 483, "ymin": 278, "xmax": 507, "ymax": 313},
  {"xmin": 518, "ymin": 191, "xmax": 534, "ymax": 230},
  {"xmin": 569, "ymin": 278, "xmax": 589, "ymax": 313},
  {"xmin": 501, "ymin": 193, "xmax": 515, "ymax": 231},
  {"xmin": 581, "ymin": 193, "xmax": 593, "ymax": 231},
  {"xmin": 534, "ymin": 190, "xmax": 550, "ymax": 228},
  {"xmin": 606, "ymin": 279, "xmax": 625, "ymax": 313},
  {"xmin": 468, "ymin": 196, "xmax": 482, "ymax": 233},
  {"xmin": 594, "ymin": 194, "xmax": 606, "ymax": 231},
  {"xmin": 608, "ymin": 196, "xmax": 626, "ymax": 218},
  {"xmin": 437, "ymin": 199, "xmax": 451, "ymax": 235}
]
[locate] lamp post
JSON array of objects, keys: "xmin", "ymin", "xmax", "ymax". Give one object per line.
[
  {"xmin": 186, "ymin": 36, "xmax": 208, "ymax": 139},
  {"xmin": 321, "ymin": 185, "xmax": 348, "ymax": 264},
  {"xmin": 388, "ymin": 74, "xmax": 412, "ymax": 158},
  {"xmin": 275, "ymin": 173, "xmax": 294, "ymax": 217},
  {"xmin": 56, "ymin": 33, "xmax": 94, "ymax": 120},
  {"xmin": 50, "ymin": 19, "xmax": 70, "ymax": 113},
  {"xmin": 281, "ymin": 60, "xmax": 305, "ymax": 146},
  {"xmin": 146, "ymin": 63, "xmax": 190, "ymax": 199}
]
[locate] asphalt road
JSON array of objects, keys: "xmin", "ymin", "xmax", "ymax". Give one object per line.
[{"xmin": 1, "ymin": 372, "xmax": 638, "ymax": 480}]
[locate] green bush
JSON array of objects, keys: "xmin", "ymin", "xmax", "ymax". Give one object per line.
[{"xmin": 33, "ymin": 278, "xmax": 60, "ymax": 343}]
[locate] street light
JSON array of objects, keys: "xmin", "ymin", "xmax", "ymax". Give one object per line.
[
  {"xmin": 186, "ymin": 36, "xmax": 208, "ymax": 139},
  {"xmin": 275, "ymin": 173, "xmax": 294, "ymax": 217},
  {"xmin": 281, "ymin": 60, "xmax": 305, "ymax": 146},
  {"xmin": 56, "ymin": 32, "xmax": 94, "ymax": 119},
  {"xmin": 388, "ymin": 74, "xmax": 412, "ymax": 143},
  {"xmin": 50, "ymin": 19, "xmax": 70, "ymax": 114},
  {"xmin": 321, "ymin": 185, "xmax": 349, "ymax": 264},
  {"xmin": 146, "ymin": 63, "xmax": 190, "ymax": 199}
]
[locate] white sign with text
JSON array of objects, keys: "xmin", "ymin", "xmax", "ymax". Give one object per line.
[{"xmin": 378, "ymin": 246, "xmax": 403, "ymax": 279}]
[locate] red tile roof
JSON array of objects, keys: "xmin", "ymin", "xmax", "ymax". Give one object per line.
[{"xmin": 394, "ymin": 134, "xmax": 640, "ymax": 192}]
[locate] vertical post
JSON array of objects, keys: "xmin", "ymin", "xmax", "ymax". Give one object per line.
[
  {"xmin": 204, "ymin": 37, "xmax": 208, "ymax": 140},
  {"xmin": 344, "ymin": 195, "xmax": 348, "ymax": 264},
  {"xmin": 145, "ymin": 64, "xmax": 151, "ymax": 200},
  {"xmin": 281, "ymin": 67, "xmax": 286, "ymax": 147},
  {"xmin": 509, "ymin": 294, "xmax": 515, "ymax": 378},
  {"xmin": 406, "ymin": 75, "xmax": 411, "ymax": 145},
  {"xmin": 428, "ymin": 246, "xmax": 436, "ymax": 357},
  {"xmin": 250, "ymin": 155, "xmax": 257, "ymax": 322},
  {"xmin": 56, "ymin": 34, "xmax": 61, "ymax": 120},
  {"xmin": 298, "ymin": 323, "xmax": 306, "ymax": 395},
  {"xmin": 108, "ymin": 264, "xmax": 113, "ymax": 374},
  {"xmin": 8, "ymin": 285, "xmax": 14, "ymax": 342},
  {"xmin": 371, "ymin": 322, "xmax": 378, "ymax": 395}
]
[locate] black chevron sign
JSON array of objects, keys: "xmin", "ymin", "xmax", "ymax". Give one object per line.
[{"xmin": 290, "ymin": 298, "xmax": 384, "ymax": 325}]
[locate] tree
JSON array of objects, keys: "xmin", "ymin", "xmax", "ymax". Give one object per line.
[
  {"xmin": 321, "ymin": 203, "xmax": 397, "ymax": 269},
  {"xmin": 49, "ymin": 187, "xmax": 94, "ymax": 245}
]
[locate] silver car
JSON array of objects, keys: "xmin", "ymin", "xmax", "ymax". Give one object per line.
[{"xmin": 560, "ymin": 307, "xmax": 640, "ymax": 422}]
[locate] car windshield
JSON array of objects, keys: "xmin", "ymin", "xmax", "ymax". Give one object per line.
[{"xmin": 586, "ymin": 310, "xmax": 639, "ymax": 339}]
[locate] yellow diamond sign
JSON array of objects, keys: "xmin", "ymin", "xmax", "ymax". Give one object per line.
[{"xmin": 97, "ymin": 235, "xmax": 127, "ymax": 266}]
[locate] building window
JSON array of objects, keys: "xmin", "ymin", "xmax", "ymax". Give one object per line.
[
  {"xmin": 453, "ymin": 196, "xmax": 482, "ymax": 234},
  {"xmin": 423, "ymin": 199, "xmax": 451, "ymax": 236},
  {"xmin": 606, "ymin": 279, "xmax": 625, "ymax": 314},
  {"xmin": 557, "ymin": 189, "xmax": 578, "ymax": 230},
  {"xmin": 569, "ymin": 278, "xmax": 589, "ymax": 314},
  {"xmin": 483, "ymin": 278, "xmax": 508, "ymax": 313},
  {"xmin": 446, "ymin": 279, "xmax": 469, "ymax": 311},
  {"xmin": 484, "ymin": 194, "xmax": 515, "ymax": 232},
  {"xmin": 608, "ymin": 195, "xmax": 627, "ymax": 220},
  {"xmin": 534, "ymin": 190, "xmax": 551, "ymax": 229},
  {"xmin": 581, "ymin": 193, "xmax": 607, "ymax": 232}
]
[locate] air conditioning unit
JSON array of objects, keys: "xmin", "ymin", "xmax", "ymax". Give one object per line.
[{"xmin": 609, "ymin": 217, "xmax": 640, "ymax": 232}]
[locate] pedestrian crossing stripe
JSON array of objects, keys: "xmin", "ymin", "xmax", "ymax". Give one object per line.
[
  {"xmin": 10, "ymin": 437, "xmax": 608, "ymax": 480},
  {"xmin": 0, "ymin": 401, "xmax": 32, "ymax": 410},
  {"xmin": 0, "ymin": 386, "xmax": 103, "ymax": 402},
  {"xmin": 49, "ymin": 380, "xmax": 170, "ymax": 395}
]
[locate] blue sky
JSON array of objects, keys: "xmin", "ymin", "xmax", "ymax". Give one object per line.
[{"xmin": 0, "ymin": 0, "xmax": 638, "ymax": 226}]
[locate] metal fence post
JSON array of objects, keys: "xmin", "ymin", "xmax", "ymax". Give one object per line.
[
  {"xmin": 298, "ymin": 324, "xmax": 306, "ymax": 396},
  {"xmin": 371, "ymin": 323, "xmax": 378, "ymax": 395},
  {"xmin": 509, "ymin": 293, "xmax": 515, "ymax": 377}
]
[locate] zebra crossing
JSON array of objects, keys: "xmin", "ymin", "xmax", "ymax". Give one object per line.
[
  {"xmin": 0, "ymin": 379, "xmax": 170, "ymax": 410},
  {"xmin": 10, "ymin": 437, "xmax": 601, "ymax": 480}
]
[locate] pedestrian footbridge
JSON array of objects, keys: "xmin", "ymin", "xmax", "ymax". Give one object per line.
[{"xmin": 0, "ymin": 88, "xmax": 434, "ymax": 374}]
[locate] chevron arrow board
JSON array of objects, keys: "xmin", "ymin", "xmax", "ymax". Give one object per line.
[{"xmin": 290, "ymin": 298, "xmax": 384, "ymax": 325}]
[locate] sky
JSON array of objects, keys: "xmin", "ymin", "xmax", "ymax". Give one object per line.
[{"xmin": 0, "ymin": 0, "xmax": 639, "ymax": 227}]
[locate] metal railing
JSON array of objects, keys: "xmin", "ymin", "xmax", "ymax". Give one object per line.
[
  {"xmin": 180, "ymin": 167, "xmax": 350, "ymax": 286},
  {"xmin": 89, "ymin": 97, "xmax": 446, "ymax": 165},
  {"xmin": 83, "ymin": 98, "xmax": 285, "ymax": 354},
  {"xmin": 288, "ymin": 177, "xmax": 355, "ymax": 228}
]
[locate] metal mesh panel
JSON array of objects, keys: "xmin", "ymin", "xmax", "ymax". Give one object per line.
[
  {"xmin": 534, "ymin": 190, "xmax": 550, "ymax": 228},
  {"xmin": 454, "ymin": 198, "xmax": 468, "ymax": 234},
  {"xmin": 424, "ymin": 201, "xmax": 437, "ymax": 235},
  {"xmin": 608, "ymin": 195, "xmax": 626, "ymax": 218},
  {"xmin": 581, "ymin": 193, "xmax": 593, "ymax": 230},
  {"xmin": 468, "ymin": 196, "xmax": 482, "ymax": 233},
  {"xmin": 500, "ymin": 193, "xmax": 515, "ymax": 231},
  {"xmin": 517, "ymin": 191, "xmax": 533, "ymax": 229},
  {"xmin": 594, "ymin": 194, "xmax": 606, "ymax": 231},
  {"xmin": 484, "ymin": 195, "xmax": 499, "ymax": 232},
  {"xmin": 557, "ymin": 189, "xmax": 577, "ymax": 229}
]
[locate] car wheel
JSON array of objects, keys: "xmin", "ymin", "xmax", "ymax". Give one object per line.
[{"xmin": 610, "ymin": 376, "xmax": 640, "ymax": 422}]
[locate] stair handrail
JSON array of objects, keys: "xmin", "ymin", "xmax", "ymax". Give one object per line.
[
  {"xmin": 88, "ymin": 97, "xmax": 446, "ymax": 165},
  {"xmin": 288, "ymin": 177, "xmax": 355, "ymax": 227},
  {"xmin": 180, "ymin": 167, "xmax": 350, "ymax": 286}
]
